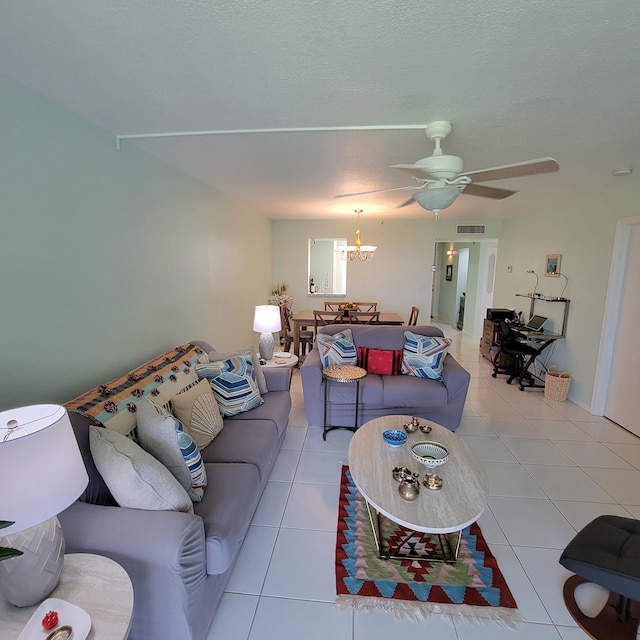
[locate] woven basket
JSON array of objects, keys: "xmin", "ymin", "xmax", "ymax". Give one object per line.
[{"xmin": 544, "ymin": 369, "xmax": 571, "ymax": 401}]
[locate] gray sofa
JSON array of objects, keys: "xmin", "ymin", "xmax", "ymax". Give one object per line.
[
  {"xmin": 301, "ymin": 324, "xmax": 470, "ymax": 431},
  {"xmin": 59, "ymin": 340, "xmax": 291, "ymax": 640}
]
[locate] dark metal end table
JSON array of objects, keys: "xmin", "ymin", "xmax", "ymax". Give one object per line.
[{"xmin": 322, "ymin": 365, "xmax": 367, "ymax": 440}]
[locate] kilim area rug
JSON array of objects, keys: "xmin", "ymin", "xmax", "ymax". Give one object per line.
[{"xmin": 335, "ymin": 466, "xmax": 521, "ymax": 626}]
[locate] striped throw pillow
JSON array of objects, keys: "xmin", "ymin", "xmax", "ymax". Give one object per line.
[
  {"xmin": 401, "ymin": 332, "xmax": 452, "ymax": 381},
  {"xmin": 195, "ymin": 355, "xmax": 264, "ymax": 417}
]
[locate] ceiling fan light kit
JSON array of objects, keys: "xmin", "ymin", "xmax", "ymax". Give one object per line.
[
  {"xmin": 334, "ymin": 120, "xmax": 559, "ymax": 218},
  {"xmin": 412, "ymin": 182, "xmax": 468, "ymax": 220}
]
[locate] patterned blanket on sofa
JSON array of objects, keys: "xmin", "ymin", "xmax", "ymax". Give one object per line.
[{"xmin": 65, "ymin": 343, "xmax": 209, "ymax": 434}]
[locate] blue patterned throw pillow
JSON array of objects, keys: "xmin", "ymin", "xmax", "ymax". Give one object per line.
[
  {"xmin": 401, "ymin": 331, "xmax": 452, "ymax": 381},
  {"xmin": 317, "ymin": 329, "xmax": 358, "ymax": 368},
  {"xmin": 136, "ymin": 397, "xmax": 207, "ymax": 502},
  {"xmin": 195, "ymin": 354, "xmax": 264, "ymax": 417}
]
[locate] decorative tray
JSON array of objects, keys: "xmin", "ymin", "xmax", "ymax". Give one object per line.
[{"xmin": 18, "ymin": 598, "xmax": 91, "ymax": 640}]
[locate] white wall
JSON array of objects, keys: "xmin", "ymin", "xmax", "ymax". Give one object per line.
[
  {"xmin": 272, "ymin": 219, "xmax": 504, "ymax": 326},
  {"xmin": 493, "ymin": 181, "xmax": 640, "ymax": 408},
  {"xmin": 273, "ymin": 218, "xmax": 437, "ymax": 321}
]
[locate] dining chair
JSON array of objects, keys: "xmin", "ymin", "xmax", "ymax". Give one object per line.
[
  {"xmin": 323, "ymin": 302, "xmax": 342, "ymax": 311},
  {"xmin": 347, "ymin": 311, "xmax": 380, "ymax": 324},
  {"xmin": 353, "ymin": 302, "xmax": 378, "ymax": 312},
  {"xmin": 313, "ymin": 310, "xmax": 344, "ymax": 333},
  {"xmin": 408, "ymin": 306, "xmax": 420, "ymax": 326},
  {"xmin": 280, "ymin": 303, "xmax": 313, "ymax": 356}
]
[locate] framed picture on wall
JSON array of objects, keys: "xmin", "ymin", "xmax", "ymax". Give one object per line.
[
  {"xmin": 445, "ymin": 265, "xmax": 453, "ymax": 281},
  {"xmin": 545, "ymin": 254, "xmax": 561, "ymax": 277}
]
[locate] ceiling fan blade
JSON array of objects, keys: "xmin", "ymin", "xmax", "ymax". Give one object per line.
[
  {"xmin": 463, "ymin": 183, "xmax": 517, "ymax": 200},
  {"xmin": 334, "ymin": 184, "xmax": 424, "ymax": 199},
  {"xmin": 462, "ymin": 157, "xmax": 559, "ymax": 182},
  {"xmin": 396, "ymin": 196, "xmax": 417, "ymax": 208}
]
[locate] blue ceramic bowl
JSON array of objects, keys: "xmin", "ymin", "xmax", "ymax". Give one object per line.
[{"xmin": 382, "ymin": 429, "xmax": 408, "ymax": 447}]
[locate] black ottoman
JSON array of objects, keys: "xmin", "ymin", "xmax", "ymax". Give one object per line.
[{"xmin": 559, "ymin": 515, "xmax": 640, "ymax": 640}]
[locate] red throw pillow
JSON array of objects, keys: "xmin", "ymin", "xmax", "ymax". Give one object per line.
[{"xmin": 357, "ymin": 347, "xmax": 403, "ymax": 375}]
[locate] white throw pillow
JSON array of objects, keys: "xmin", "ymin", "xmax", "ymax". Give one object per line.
[
  {"xmin": 89, "ymin": 425, "xmax": 193, "ymax": 513},
  {"xmin": 136, "ymin": 398, "xmax": 207, "ymax": 502}
]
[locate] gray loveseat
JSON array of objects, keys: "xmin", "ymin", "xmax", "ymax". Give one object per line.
[
  {"xmin": 59, "ymin": 340, "xmax": 291, "ymax": 640},
  {"xmin": 301, "ymin": 324, "xmax": 469, "ymax": 431}
]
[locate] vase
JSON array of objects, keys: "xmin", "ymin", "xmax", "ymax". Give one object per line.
[{"xmin": 0, "ymin": 516, "xmax": 65, "ymax": 606}]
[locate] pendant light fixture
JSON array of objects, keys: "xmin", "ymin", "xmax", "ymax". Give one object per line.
[{"xmin": 341, "ymin": 209, "xmax": 376, "ymax": 261}]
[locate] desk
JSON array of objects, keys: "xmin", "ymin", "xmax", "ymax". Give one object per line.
[
  {"xmin": 291, "ymin": 310, "xmax": 404, "ymax": 356},
  {"xmin": 0, "ymin": 553, "xmax": 133, "ymax": 640},
  {"xmin": 510, "ymin": 328, "xmax": 563, "ymax": 390}
]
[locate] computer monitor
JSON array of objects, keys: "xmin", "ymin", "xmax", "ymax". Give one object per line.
[{"xmin": 525, "ymin": 315, "xmax": 548, "ymax": 332}]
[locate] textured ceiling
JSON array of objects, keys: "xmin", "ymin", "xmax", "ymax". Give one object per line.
[{"xmin": 1, "ymin": 0, "xmax": 639, "ymax": 220}]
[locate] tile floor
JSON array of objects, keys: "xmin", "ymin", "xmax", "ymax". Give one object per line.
[{"xmin": 206, "ymin": 324, "xmax": 640, "ymax": 640}]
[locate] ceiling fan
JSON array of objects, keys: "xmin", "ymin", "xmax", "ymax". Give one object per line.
[{"xmin": 335, "ymin": 121, "xmax": 559, "ymax": 218}]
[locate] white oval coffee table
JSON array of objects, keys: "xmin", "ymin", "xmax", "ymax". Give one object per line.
[{"xmin": 348, "ymin": 415, "xmax": 489, "ymax": 563}]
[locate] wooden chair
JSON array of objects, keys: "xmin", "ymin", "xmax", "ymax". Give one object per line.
[
  {"xmin": 280, "ymin": 304, "xmax": 313, "ymax": 356},
  {"xmin": 323, "ymin": 302, "xmax": 342, "ymax": 311},
  {"xmin": 408, "ymin": 306, "xmax": 420, "ymax": 326},
  {"xmin": 313, "ymin": 310, "xmax": 344, "ymax": 333},
  {"xmin": 353, "ymin": 302, "xmax": 378, "ymax": 312},
  {"xmin": 347, "ymin": 311, "xmax": 380, "ymax": 324}
]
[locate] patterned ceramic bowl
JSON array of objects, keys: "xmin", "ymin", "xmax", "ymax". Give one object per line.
[
  {"xmin": 411, "ymin": 441, "xmax": 449, "ymax": 468},
  {"xmin": 382, "ymin": 429, "xmax": 408, "ymax": 447}
]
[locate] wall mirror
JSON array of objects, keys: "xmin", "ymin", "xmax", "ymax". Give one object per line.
[{"xmin": 308, "ymin": 238, "xmax": 347, "ymax": 295}]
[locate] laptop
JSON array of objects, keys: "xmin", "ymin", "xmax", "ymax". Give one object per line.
[{"xmin": 523, "ymin": 314, "xmax": 548, "ymax": 332}]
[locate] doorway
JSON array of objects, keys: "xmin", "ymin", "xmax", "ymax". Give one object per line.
[
  {"xmin": 432, "ymin": 239, "xmax": 498, "ymax": 338},
  {"xmin": 592, "ymin": 216, "xmax": 640, "ymax": 434}
]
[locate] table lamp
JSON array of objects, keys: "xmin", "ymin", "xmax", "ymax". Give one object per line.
[
  {"xmin": 253, "ymin": 305, "xmax": 282, "ymax": 361},
  {"xmin": 0, "ymin": 404, "xmax": 88, "ymax": 606}
]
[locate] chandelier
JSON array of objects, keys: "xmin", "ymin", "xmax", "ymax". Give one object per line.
[{"xmin": 341, "ymin": 209, "xmax": 377, "ymax": 261}]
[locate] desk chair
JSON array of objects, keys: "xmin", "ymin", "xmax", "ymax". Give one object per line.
[
  {"xmin": 313, "ymin": 310, "xmax": 344, "ymax": 333},
  {"xmin": 560, "ymin": 515, "xmax": 640, "ymax": 640},
  {"xmin": 280, "ymin": 304, "xmax": 313, "ymax": 356},
  {"xmin": 347, "ymin": 311, "xmax": 380, "ymax": 324},
  {"xmin": 492, "ymin": 319, "xmax": 541, "ymax": 390},
  {"xmin": 408, "ymin": 306, "xmax": 419, "ymax": 326}
]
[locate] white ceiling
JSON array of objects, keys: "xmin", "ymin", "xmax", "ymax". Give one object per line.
[{"xmin": 1, "ymin": 0, "xmax": 639, "ymax": 221}]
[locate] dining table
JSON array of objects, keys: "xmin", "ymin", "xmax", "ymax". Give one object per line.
[{"xmin": 291, "ymin": 309, "xmax": 404, "ymax": 356}]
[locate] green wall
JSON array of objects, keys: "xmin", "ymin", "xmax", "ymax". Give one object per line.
[
  {"xmin": 0, "ymin": 75, "xmax": 272, "ymax": 410},
  {"xmin": 3, "ymin": 69, "xmax": 637, "ymax": 414}
]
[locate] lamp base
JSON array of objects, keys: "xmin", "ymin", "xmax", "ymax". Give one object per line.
[
  {"xmin": 0, "ymin": 516, "xmax": 65, "ymax": 607},
  {"xmin": 258, "ymin": 332, "xmax": 275, "ymax": 361}
]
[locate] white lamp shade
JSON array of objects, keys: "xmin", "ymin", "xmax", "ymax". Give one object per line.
[
  {"xmin": 0, "ymin": 404, "xmax": 88, "ymax": 535},
  {"xmin": 253, "ymin": 305, "xmax": 282, "ymax": 333},
  {"xmin": 413, "ymin": 185, "xmax": 462, "ymax": 212}
]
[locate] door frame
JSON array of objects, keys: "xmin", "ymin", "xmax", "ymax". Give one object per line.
[
  {"xmin": 592, "ymin": 215, "xmax": 640, "ymax": 414},
  {"xmin": 433, "ymin": 236, "xmax": 499, "ymax": 338}
]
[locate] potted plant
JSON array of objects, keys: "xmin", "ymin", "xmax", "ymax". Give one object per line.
[
  {"xmin": 268, "ymin": 283, "xmax": 293, "ymax": 309},
  {"xmin": 0, "ymin": 521, "xmax": 22, "ymax": 561}
]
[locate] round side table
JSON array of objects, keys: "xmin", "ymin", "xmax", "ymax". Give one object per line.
[
  {"xmin": 0, "ymin": 553, "xmax": 134, "ymax": 640},
  {"xmin": 322, "ymin": 364, "xmax": 367, "ymax": 440},
  {"xmin": 261, "ymin": 353, "xmax": 299, "ymax": 368}
]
